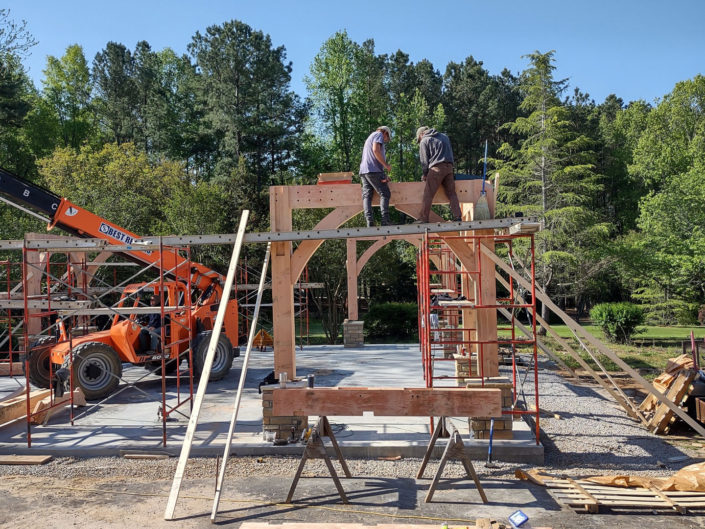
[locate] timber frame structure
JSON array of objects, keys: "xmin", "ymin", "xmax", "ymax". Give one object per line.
[{"xmin": 268, "ymin": 179, "xmax": 499, "ymax": 380}]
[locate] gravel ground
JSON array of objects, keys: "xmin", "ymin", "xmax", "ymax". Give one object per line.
[
  {"xmin": 516, "ymin": 357, "xmax": 704, "ymax": 476},
  {"xmin": 1, "ymin": 357, "xmax": 702, "ymax": 482}
]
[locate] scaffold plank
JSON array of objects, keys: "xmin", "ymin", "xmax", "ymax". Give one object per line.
[{"xmin": 0, "ymin": 299, "xmax": 93, "ymax": 310}]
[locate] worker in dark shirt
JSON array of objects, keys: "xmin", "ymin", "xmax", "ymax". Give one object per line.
[{"xmin": 414, "ymin": 126, "xmax": 462, "ymax": 223}]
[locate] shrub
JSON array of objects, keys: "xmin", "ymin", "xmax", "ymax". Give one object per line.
[
  {"xmin": 363, "ymin": 302, "xmax": 418, "ymax": 340},
  {"xmin": 589, "ymin": 302, "xmax": 645, "ymax": 343}
]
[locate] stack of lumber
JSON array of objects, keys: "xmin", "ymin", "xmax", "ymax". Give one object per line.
[
  {"xmin": 639, "ymin": 354, "xmax": 699, "ymax": 434},
  {"xmin": 0, "ymin": 387, "xmax": 85, "ymax": 426},
  {"xmin": 0, "ymin": 361, "xmax": 23, "ymax": 376}
]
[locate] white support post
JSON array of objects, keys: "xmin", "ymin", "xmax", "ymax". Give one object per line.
[
  {"xmin": 211, "ymin": 242, "xmax": 271, "ymax": 522},
  {"xmin": 164, "ymin": 210, "xmax": 249, "ymax": 520}
]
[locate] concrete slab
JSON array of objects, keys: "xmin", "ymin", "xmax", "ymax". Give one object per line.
[{"xmin": 0, "ymin": 344, "xmax": 543, "ymax": 463}]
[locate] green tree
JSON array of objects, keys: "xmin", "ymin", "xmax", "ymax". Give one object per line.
[
  {"xmin": 629, "ymin": 167, "xmax": 705, "ymax": 324},
  {"xmin": 92, "ymin": 42, "xmax": 138, "ymax": 144},
  {"xmin": 442, "ymin": 56, "xmax": 498, "ymax": 173},
  {"xmin": 306, "ymin": 30, "xmax": 360, "ymax": 171},
  {"xmin": 596, "ymin": 96, "xmax": 650, "ymax": 233},
  {"xmin": 616, "ymin": 76, "xmax": 705, "ymax": 323},
  {"xmin": 42, "ymin": 44, "xmax": 95, "ymax": 149},
  {"xmin": 499, "ymin": 51, "xmax": 604, "ymax": 326},
  {"xmin": 38, "ymin": 142, "xmax": 183, "ymax": 235},
  {"xmin": 384, "ymin": 52, "xmax": 445, "ymax": 180},
  {"xmin": 0, "ymin": 53, "xmax": 41, "ymax": 177},
  {"xmin": 188, "ymin": 20, "xmax": 303, "ymax": 184},
  {"xmin": 630, "ymin": 75, "xmax": 705, "ymax": 192}
]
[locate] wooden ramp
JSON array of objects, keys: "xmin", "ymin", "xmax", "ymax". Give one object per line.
[{"xmin": 545, "ymin": 477, "xmax": 705, "ymax": 514}]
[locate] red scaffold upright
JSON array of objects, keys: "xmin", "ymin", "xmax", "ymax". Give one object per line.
[{"xmin": 417, "ymin": 229, "xmax": 541, "ymax": 443}]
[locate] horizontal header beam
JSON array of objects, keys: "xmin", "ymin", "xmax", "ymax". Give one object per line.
[{"xmin": 271, "ymin": 387, "xmax": 502, "ymax": 417}]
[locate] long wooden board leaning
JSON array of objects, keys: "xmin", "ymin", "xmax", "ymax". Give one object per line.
[{"xmin": 272, "ymin": 387, "xmax": 502, "ymax": 418}]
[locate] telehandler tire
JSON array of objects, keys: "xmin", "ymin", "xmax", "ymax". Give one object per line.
[
  {"xmin": 23, "ymin": 335, "xmax": 56, "ymax": 389},
  {"xmin": 66, "ymin": 342, "xmax": 122, "ymax": 400},
  {"xmin": 193, "ymin": 331, "xmax": 234, "ymax": 381},
  {"xmin": 146, "ymin": 357, "xmax": 181, "ymax": 376}
]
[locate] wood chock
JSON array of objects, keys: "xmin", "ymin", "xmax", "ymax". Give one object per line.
[
  {"xmin": 416, "ymin": 416, "xmax": 488, "ymax": 504},
  {"xmin": 286, "ymin": 416, "xmax": 351, "ymax": 504}
]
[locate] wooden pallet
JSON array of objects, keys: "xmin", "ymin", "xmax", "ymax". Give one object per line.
[
  {"xmin": 545, "ymin": 477, "xmax": 705, "ymax": 514},
  {"xmin": 648, "ymin": 369, "xmax": 698, "ymax": 434}
]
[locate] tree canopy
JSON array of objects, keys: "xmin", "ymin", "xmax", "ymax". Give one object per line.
[{"xmin": 1, "ymin": 16, "xmax": 704, "ymax": 337}]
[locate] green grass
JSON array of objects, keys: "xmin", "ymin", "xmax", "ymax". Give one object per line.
[
  {"xmin": 529, "ymin": 324, "xmax": 704, "ymax": 378},
  {"xmin": 547, "ymin": 323, "xmax": 705, "ymax": 342},
  {"xmin": 301, "ymin": 318, "xmax": 701, "ymax": 378}
]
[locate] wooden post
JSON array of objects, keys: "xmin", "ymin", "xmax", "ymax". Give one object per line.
[
  {"xmin": 476, "ymin": 230, "xmax": 498, "ymax": 377},
  {"xmin": 271, "ymin": 186, "xmax": 296, "ymax": 379},
  {"xmin": 346, "ymin": 238, "xmax": 358, "ymax": 321}
]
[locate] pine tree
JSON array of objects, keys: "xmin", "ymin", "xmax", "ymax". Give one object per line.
[{"xmin": 499, "ymin": 51, "xmax": 605, "ymax": 325}]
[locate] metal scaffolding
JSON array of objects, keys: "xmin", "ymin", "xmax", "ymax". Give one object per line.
[
  {"xmin": 1, "ymin": 236, "xmax": 202, "ymax": 447},
  {"xmin": 417, "ymin": 230, "xmax": 541, "ymax": 443}
]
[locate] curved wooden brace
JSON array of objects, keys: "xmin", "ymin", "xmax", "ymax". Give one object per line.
[
  {"xmin": 356, "ymin": 235, "xmax": 423, "ymax": 272},
  {"xmin": 291, "ymin": 205, "xmax": 361, "ymax": 283},
  {"xmin": 394, "ymin": 204, "xmax": 477, "ymax": 272}
]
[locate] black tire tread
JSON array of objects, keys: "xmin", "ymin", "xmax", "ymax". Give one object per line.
[
  {"xmin": 193, "ymin": 331, "xmax": 233, "ymax": 381},
  {"xmin": 64, "ymin": 341, "xmax": 122, "ymax": 400},
  {"xmin": 23, "ymin": 335, "xmax": 56, "ymax": 389}
]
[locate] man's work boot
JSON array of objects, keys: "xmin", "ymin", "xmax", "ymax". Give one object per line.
[{"xmin": 412, "ymin": 219, "xmax": 426, "ymax": 224}]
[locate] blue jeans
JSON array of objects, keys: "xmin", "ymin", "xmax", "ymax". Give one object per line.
[{"xmin": 360, "ymin": 172, "xmax": 391, "ymax": 226}]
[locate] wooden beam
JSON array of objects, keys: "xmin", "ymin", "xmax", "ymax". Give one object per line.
[
  {"xmin": 272, "ymin": 387, "xmax": 502, "ymax": 417},
  {"xmin": 477, "ymin": 230, "xmax": 498, "ymax": 377},
  {"xmin": 0, "ymin": 362, "xmax": 24, "ymax": 377},
  {"xmin": 482, "ymin": 244, "xmax": 705, "ymax": 438},
  {"xmin": 164, "ymin": 210, "xmax": 249, "ymax": 521},
  {"xmin": 497, "ymin": 306, "xmax": 577, "ymax": 378},
  {"xmin": 283, "ymin": 181, "xmax": 492, "ymax": 210},
  {"xmin": 0, "ymin": 389, "xmax": 50, "ymax": 425},
  {"xmin": 290, "ymin": 205, "xmax": 360, "ymax": 287},
  {"xmin": 496, "ymin": 261, "xmax": 648, "ymax": 425},
  {"xmin": 0, "ymin": 455, "xmax": 52, "ymax": 465},
  {"xmin": 30, "ymin": 388, "xmax": 86, "ymax": 425}
]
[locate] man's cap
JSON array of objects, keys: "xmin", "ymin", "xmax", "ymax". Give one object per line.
[
  {"xmin": 377, "ymin": 125, "xmax": 392, "ymax": 137},
  {"xmin": 415, "ymin": 126, "xmax": 430, "ymax": 142}
]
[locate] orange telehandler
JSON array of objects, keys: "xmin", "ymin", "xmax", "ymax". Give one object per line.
[{"xmin": 0, "ymin": 167, "xmax": 240, "ymax": 400}]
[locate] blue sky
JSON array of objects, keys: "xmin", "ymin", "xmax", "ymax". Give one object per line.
[{"xmin": 5, "ymin": 0, "xmax": 704, "ymax": 105}]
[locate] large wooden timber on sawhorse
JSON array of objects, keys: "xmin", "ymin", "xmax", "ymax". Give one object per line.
[{"xmin": 273, "ymin": 387, "xmax": 501, "ymax": 505}]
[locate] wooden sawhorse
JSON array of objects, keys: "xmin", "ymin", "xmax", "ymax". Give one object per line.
[
  {"xmin": 417, "ymin": 416, "xmax": 488, "ymax": 503},
  {"xmin": 286, "ymin": 416, "xmax": 352, "ymax": 504}
]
